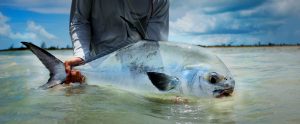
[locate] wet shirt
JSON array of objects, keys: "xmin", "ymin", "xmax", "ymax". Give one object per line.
[{"xmin": 70, "ymin": 0, "xmax": 169, "ymax": 62}]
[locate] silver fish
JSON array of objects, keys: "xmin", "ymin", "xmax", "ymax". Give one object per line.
[{"xmin": 22, "ymin": 40, "xmax": 235, "ymax": 98}]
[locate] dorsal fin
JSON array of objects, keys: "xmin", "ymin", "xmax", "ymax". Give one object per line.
[
  {"xmin": 147, "ymin": 72, "xmax": 180, "ymax": 91},
  {"xmin": 22, "ymin": 42, "xmax": 66, "ymax": 89}
]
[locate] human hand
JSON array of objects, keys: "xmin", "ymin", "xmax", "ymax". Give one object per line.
[{"xmin": 64, "ymin": 57, "xmax": 85, "ymax": 84}]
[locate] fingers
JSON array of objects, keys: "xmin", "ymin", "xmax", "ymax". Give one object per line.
[
  {"xmin": 64, "ymin": 57, "xmax": 84, "ymax": 84},
  {"xmin": 64, "ymin": 61, "xmax": 71, "ymax": 74},
  {"xmin": 65, "ymin": 74, "xmax": 71, "ymax": 84},
  {"xmin": 69, "ymin": 70, "xmax": 84, "ymax": 83},
  {"xmin": 64, "ymin": 57, "xmax": 83, "ymax": 73},
  {"xmin": 65, "ymin": 57, "xmax": 84, "ymax": 67},
  {"xmin": 72, "ymin": 70, "xmax": 80, "ymax": 82},
  {"xmin": 70, "ymin": 70, "xmax": 77, "ymax": 82}
]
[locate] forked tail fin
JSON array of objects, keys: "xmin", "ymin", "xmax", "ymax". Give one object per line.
[{"xmin": 21, "ymin": 42, "xmax": 66, "ymax": 89}]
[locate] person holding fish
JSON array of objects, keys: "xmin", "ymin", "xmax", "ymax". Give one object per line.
[{"xmin": 64, "ymin": 0, "xmax": 170, "ymax": 84}]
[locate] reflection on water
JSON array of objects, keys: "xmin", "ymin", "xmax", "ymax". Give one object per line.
[{"xmin": 0, "ymin": 47, "xmax": 300, "ymax": 124}]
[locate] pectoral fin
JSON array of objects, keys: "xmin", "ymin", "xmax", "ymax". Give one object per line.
[{"xmin": 146, "ymin": 72, "xmax": 180, "ymax": 91}]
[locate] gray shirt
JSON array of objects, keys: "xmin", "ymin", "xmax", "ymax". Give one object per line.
[{"xmin": 70, "ymin": 0, "xmax": 169, "ymax": 62}]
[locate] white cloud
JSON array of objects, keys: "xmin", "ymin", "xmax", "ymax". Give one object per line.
[
  {"xmin": 170, "ymin": 34, "xmax": 260, "ymax": 46},
  {"xmin": 28, "ymin": 7, "xmax": 70, "ymax": 14},
  {"xmin": 9, "ymin": 32, "xmax": 37, "ymax": 40},
  {"xmin": 27, "ymin": 21, "xmax": 56, "ymax": 40},
  {"xmin": 0, "ymin": 12, "xmax": 56, "ymax": 41},
  {"xmin": 0, "ymin": 12, "xmax": 11, "ymax": 36},
  {"xmin": 170, "ymin": 11, "xmax": 245, "ymax": 35},
  {"xmin": 237, "ymin": 0, "xmax": 300, "ymax": 18},
  {"xmin": 170, "ymin": 12, "xmax": 217, "ymax": 34},
  {"xmin": 271, "ymin": 0, "xmax": 300, "ymax": 16},
  {"xmin": 0, "ymin": 0, "xmax": 71, "ymax": 14}
]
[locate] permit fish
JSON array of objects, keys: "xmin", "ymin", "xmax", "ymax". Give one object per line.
[{"xmin": 22, "ymin": 41, "xmax": 235, "ymax": 98}]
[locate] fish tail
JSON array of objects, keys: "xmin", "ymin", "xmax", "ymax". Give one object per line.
[{"xmin": 21, "ymin": 42, "xmax": 66, "ymax": 89}]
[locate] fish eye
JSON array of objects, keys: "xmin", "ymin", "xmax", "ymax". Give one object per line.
[{"xmin": 209, "ymin": 72, "xmax": 220, "ymax": 84}]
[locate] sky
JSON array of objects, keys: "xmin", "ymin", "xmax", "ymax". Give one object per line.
[{"xmin": 0, "ymin": 0, "xmax": 299, "ymax": 49}]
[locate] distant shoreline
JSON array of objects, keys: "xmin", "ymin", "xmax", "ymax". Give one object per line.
[
  {"xmin": 0, "ymin": 48, "xmax": 72, "ymax": 52},
  {"xmin": 203, "ymin": 45, "xmax": 300, "ymax": 48},
  {"xmin": 1, "ymin": 45, "xmax": 299, "ymax": 52}
]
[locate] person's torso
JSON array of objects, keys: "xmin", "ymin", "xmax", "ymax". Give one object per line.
[{"xmin": 89, "ymin": 0, "xmax": 152, "ymax": 56}]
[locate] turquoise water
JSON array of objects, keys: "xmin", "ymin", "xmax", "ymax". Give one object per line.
[{"xmin": 0, "ymin": 47, "xmax": 300, "ymax": 124}]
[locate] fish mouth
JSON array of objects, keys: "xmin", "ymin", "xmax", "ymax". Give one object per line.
[{"xmin": 213, "ymin": 88, "xmax": 234, "ymax": 98}]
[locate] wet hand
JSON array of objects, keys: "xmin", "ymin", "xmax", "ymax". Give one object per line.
[
  {"xmin": 64, "ymin": 57, "xmax": 85, "ymax": 84},
  {"xmin": 65, "ymin": 70, "xmax": 85, "ymax": 84}
]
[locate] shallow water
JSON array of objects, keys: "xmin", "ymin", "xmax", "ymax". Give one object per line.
[{"xmin": 0, "ymin": 47, "xmax": 299, "ymax": 124}]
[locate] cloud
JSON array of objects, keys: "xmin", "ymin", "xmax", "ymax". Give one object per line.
[
  {"xmin": 27, "ymin": 21, "xmax": 56, "ymax": 40},
  {"xmin": 169, "ymin": 34, "xmax": 260, "ymax": 46},
  {"xmin": 170, "ymin": 12, "xmax": 217, "ymax": 34},
  {"xmin": 170, "ymin": 11, "xmax": 283, "ymax": 36},
  {"xmin": 169, "ymin": 0, "xmax": 267, "ymax": 18},
  {"xmin": 0, "ymin": 12, "xmax": 56, "ymax": 41},
  {"xmin": 0, "ymin": 12, "xmax": 11, "ymax": 36},
  {"xmin": 169, "ymin": 0, "xmax": 300, "ymax": 45},
  {"xmin": 0, "ymin": 0, "xmax": 71, "ymax": 14},
  {"xmin": 201, "ymin": 0, "xmax": 267, "ymax": 14}
]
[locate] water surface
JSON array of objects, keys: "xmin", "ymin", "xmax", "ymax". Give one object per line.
[{"xmin": 0, "ymin": 47, "xmax": 299, "ymax": 124}]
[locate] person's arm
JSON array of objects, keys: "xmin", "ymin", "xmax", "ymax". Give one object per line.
[
  {"xmin": 70, "ymin": 0, "xmax": 93, "ymax": 61},
  {"xmin": 146, "ymin": 0, "xmax": 169, "ymax": 41},
  {"xmin": 65, "ymin": 0, "xmax": 92, "ymax": 83}
]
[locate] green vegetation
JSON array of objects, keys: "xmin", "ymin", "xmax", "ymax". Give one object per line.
[
  {"xmin": 201, "ymin": 42, "xmax": 300, "ymax": 48},
  {"xmin": 0, "ymin": 41, "xmax": 72, "ymax": 51}
]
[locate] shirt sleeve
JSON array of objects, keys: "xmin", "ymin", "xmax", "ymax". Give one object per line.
[
  {"xmin": 69, "ymin": 0, "xmax": 92, "ymax": 61},
  {"xmin": 146, "ymin": 0, "xmax": 169, "ymax": 41}
]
